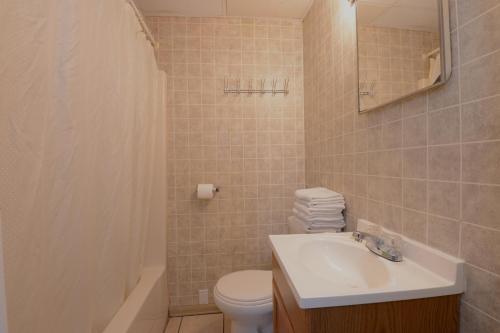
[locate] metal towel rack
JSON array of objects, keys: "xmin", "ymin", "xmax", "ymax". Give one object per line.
[{"xmin": 224, "ymin": 78, "xmax": 289, "ymax": 96}]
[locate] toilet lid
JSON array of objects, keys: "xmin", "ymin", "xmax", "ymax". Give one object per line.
[{"xmin": 215, "ymin": 270, "xmax": 272, "ymax": 303}]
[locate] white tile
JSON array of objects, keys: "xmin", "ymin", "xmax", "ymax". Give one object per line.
[
  {"xmin": 165, "ymin": 317, "xmax": 182, "ymax": 333},
  {"xmin": 179, "ymin": 314, "xmax": 223, "ymax": 333}
]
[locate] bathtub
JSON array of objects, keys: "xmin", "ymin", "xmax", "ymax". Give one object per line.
[{"xmin": 103, "ymin": 266, "xmax": 168, "ymax": 333}]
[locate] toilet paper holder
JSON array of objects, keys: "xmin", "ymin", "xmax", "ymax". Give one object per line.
[{"xmin": 197, "ymin": 184, "xmax": 220, "ymax": 200}]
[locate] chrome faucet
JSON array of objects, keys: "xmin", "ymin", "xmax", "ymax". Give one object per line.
[{"xmin": 353, "ymin": 229, "xmax": 403, "ymax": 262}]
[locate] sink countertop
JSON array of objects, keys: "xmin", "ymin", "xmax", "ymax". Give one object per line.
[{"xmin": 269, "ymin": 220, "xmax": 465, "ymax": 309}]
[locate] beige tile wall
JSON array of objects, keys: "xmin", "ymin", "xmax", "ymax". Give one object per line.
[
  {"xmin": 304, "ymin": 0, "xmax": 500, "ymax": 331},
  {"xmin": 358, "ymin": 26, "xmax": 439, "ymax": 110},
  {"xmin": 146, "ymin": 16, "xmax": 305, "ymax": 306}
]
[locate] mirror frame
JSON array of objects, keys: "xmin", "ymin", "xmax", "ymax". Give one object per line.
[{"xmin": 356, "ymin": 0, "xmax": 452, "ymax": 113}]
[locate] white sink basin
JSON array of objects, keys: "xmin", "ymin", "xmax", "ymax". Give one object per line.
[
  {"xmin": 269, "ymin": 219, "xmax": 465, "ymax": 309},
  {"xmin": 299, "ymin": 238, "xmax": 390, "ymax": 290}
]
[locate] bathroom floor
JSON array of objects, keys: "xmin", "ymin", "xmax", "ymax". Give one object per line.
[{"xmin": 164, "ymin": 314, "xmax": 227, "ymax": 333}]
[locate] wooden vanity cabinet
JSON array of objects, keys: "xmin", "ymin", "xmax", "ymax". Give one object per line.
[{"xmin": 272, "ymin": 255, "xmax": 461, "ymax": 333}]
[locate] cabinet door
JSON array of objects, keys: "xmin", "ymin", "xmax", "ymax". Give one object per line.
[{"xmin": 274, "ymin": 292, "xmax": 295, "ymax": 333}]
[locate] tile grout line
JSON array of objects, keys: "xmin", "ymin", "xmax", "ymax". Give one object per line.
[
  {"xmin": 460, "ymin": 221, "xmax": 500, "ymax": 233},
  {"xmin": 466, "ymin": 261, "xmax": 500, "ymax": 280},
  {"xmin": 177, "ymin": 317, "xmax": 183, "ymax": 333},
  {"xmin": 460, "ymin": 48, "xmax": 500, "ymax": 69},
  {"xmin": 462, "ymin": 300, "xmax": 500, "ymax": 324},
  {"xmin": 456, "ymin": 3, "xmax": 500, "ymax": 29}
]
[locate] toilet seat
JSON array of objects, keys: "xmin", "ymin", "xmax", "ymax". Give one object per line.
[
  {"xmin": 214, "ymin": 270, "xmax": 274, "ymax": 333},
  {"xmin": 214, "ymin": 286, "xmax": 272, "ymax": 307},
  {"xmin": 214, "ymin": 270, "xmax": 272, "ymax": 306}
]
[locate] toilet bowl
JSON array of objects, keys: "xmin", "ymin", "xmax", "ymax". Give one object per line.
[{"xmin": 214, "ymin": 270, "xmax": 273, "ymax": 333}]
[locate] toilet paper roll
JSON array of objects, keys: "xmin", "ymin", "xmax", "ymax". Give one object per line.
[{"xmin": 197, "ymin": 184, "xmax": 215, "ymax": 200}]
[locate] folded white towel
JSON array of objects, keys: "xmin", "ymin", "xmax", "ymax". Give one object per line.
[
  {"xmin": 296, "ymin": 198, "xmax": 345, "ymax": 207},
  {"xmin": 293, "ymin": 208, "xmax": 344, "ymax": 222},
  {"xmin": 294, "ymin": 203, "xmax": 344, "ymax": 216},
  {"xmin": 305, "ymin": 221, "xmax": 346, "ymax": 228},
  {"xmin": 308, "ymin": 223, "xmax": 345, "ymax": 230},
  {"xmin": 303, "ymin": 215, "xmax": 344, "ymax": 222},
  {"xmin": 295, "ymin": 187, "xmax": 343, "ymax": 201},
  {"xmin": 296, "ymin": 216, "xmax": 346, "ymax": 228},
  {"xmin": 290, "ymin": 216, "xmax": 345, "ymax": 233},
  {"xmin": 296, "ymin": 195, "xmax": 344, "ymax": 202},
  {"xmin": 295, "ymin": 201, "xmax": 344, "ymax": 211},
  {"xmin": 293, "ymin": 210, "xmax": 344, "ymax": 222}
]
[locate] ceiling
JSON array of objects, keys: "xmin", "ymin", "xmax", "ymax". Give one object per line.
[
  {"xmin": 357, "ymin": 0, "xmax": 439, "ymax": 32},
  {"xmin": 134, "ymin": 0, "xmax": 314, "ymax": 19}
]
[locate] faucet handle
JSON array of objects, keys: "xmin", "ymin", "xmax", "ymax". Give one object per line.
[
  {"xmin": 353, "ymin": 231, "xmax": 363, "ymax": 242},
  {"xmin": 354, "ymin": 225, "xmax": 404, "ymax": 262},
  {"xmin": 352, "ymin": 225, "xmax": 382, "ymax": 242},
  {"xmin": 378, "ymin": 233, "xmax": 403, "ymax": 261},
  {"xmin": 380, "ymin": 233, "xmax": 402, "ymax": 250}
]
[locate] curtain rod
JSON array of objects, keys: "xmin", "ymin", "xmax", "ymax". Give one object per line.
[{"xmin": 127, "ymin": 0, "xmax": 158, "ymax": 50}]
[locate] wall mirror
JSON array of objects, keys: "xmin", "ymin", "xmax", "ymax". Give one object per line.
[{"xmin": 356, "ymin": 0, "xmax": 452, "ymax": 113}]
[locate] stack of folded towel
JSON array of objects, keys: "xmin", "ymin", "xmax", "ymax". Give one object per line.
[{"xmin": 292, "ymin": 187, "xmax": 345, "ymax": 232}]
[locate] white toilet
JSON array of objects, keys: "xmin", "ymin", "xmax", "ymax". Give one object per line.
[{"xmin": 214, "ymin": 270, "xmax": 273, "ymax": 333}]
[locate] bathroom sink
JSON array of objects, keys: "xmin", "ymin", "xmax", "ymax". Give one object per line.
[
  {"xmin": 269, "ymin": 219, "xmax": 465, "ymax": 309},
  {"xmin": 299, "ymin": 238, "xmax": 390, "ymax": 290}
]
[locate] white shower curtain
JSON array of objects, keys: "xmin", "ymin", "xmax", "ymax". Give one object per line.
[{"xmin": 0, "ymin": 0, "xmax": 166, "ymax": 332}]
